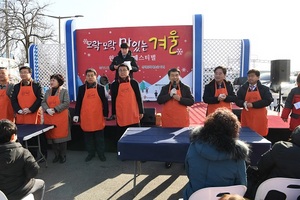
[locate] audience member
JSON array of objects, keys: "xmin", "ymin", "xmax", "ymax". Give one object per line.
[
  {"xmin": 0, "ymin": 119, "xmax": 45, "ymax": 200},
  {"xmin": 203, "ymin": 66, "xmax": 236, "ymax": 116},
  {"xmin": 0, "ymin": 67, "xmax": 15, "ymax": 121},
  {"xmin": 219, "ymin": 194, "xmax": 247, "ymax": 200},
  {"xmin": 245, "ymin": 125, "xmax": 300, "ymax": 199},
  {"xmin": 41, "ymin": 74, "xmax": 71, "ymax": 164},
  {"xmin": 73, "ymin": 68, "xmax": 109, "ymax": 162},
  {"xmin": 281, "ymin": 73, "xmax": 300, "ymax": 132},
  {"xmin": 110, "ymin": 63, "xmax": 144, "ymax": 136},
  {"xmin": 183, "ymin": 108, "xmax": 250, "ymax": 200},
  {"xmin": 236, "ymin": 69, "xmax": 273, "ymax": 136}
]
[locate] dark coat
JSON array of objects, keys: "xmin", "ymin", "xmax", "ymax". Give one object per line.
[
  {"xmin": 11, "ymin": 80, "xmax": 43, "ymax": 113},
  {"xmin": 74, "ymin": 83, "xmax": 109, "ymax": 118},
  {"xmin": 109, "ymin": 50, "xmax": 139, "ymax": 80},
  {"xmin": 203, "ymin": 79, "xmax": 236, "ymax": 104},
  {"xmin": 110, "ymin": 79, "xmax": 144, "ymax": 115},
  {"xmin": 236, "ymin": 80, "xmax": 273, "ymax": 108},
  {"xmin": 157, "ymin": 81, "xmax": 194, "ymax": 106},
  {"xmin": 0, "ymin": 142, "xmax": 39, "ymax": 199},
  {"xmin": 183, "ymin": 126, "xmax": 250, "ymax": 200},
  {"xmin": 257, "ymin": 134, "xmax": 300, "ymax": 180}
]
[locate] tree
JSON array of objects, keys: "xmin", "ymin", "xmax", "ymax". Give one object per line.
[{"xmin": 0, "ymin": 0, "xmax": 55, "ymax": 63}]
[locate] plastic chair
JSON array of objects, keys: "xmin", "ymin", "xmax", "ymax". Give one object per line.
[
  {"xmin": 189, "ymin": 185, "xmax": 247, "ymax": 200},
  {"xmin": 0, "ymin": 190, "xmax": 34, "ymax": 200},
  {"xmin": 0, "ymin": 191, "xmax": 8, "ymax": 200},
  {"xmin": 254, "ymin": 177, "xmax": 300, "ymax": 200}
]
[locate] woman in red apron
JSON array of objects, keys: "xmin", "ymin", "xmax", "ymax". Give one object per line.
[
  {"xmin": 157, "ymin": 68, "xmax": 195, "ymax": 168},
  {"xmin": 236, "ymin": 69, "xmax": 274, "ymax": 137},
  {"xmin": 0, "ymin": 67, "xmax": 14, "ymax": 122},
  {"xmin": 73, "ymin": 68, "xmax": 109, "ymax": 162},
  {"xmin": 110, "ymin": 63, "xmax": 144, "ymax": 136},
  {"xmin": 11, "ymin": 66, "xmax": 43, "ymax": 125},
  {"xmin": 42, "ymin": 74, "xmax": 70, "ymax": 163},
  {"xmin": 203, "ymin": 66, "xmax": 236, "ymax": 116}
]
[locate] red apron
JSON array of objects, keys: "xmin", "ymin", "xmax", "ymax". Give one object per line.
[
  {"xmin": 241, "ymin": 86, "xmax": 268, "ymax": 136},
  {"xmin": 116, "ymin": 82, "xmax": 140, "ymax": 127},
  {"xmin": 44, "ymin": 89, "xmax": 69, "ymax": 139},
  {"xmin": 161, "ymin": 84, "xmax": 190, "ymax": 127},
  {"xmin": 206, "ymin": 81, "xmax": 232, "ymax": 116},
  {"xmin": 80, "ymin": 84, "xmax": 105, "ymax": 132},
  {"xmin": 0, "ymin": 84, "xmax": 14, "ymax": 122},
  {"xmin": 16, "ymin": 82, "xmax": 41, "ymax": 124}
]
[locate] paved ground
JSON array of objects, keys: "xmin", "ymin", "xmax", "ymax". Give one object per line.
[{"xmin": 37, "ymin": 150, "xmax": 188, "ymax": 200}]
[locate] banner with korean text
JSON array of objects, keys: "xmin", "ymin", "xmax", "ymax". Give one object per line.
[{"xmin": 75, "ymin": 25, "xmax": 193, "ymax": 101}]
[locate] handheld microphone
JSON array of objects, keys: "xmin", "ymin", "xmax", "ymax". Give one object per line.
[{"xmin": 172, "ymin": 81, "xmax": 177, "ymax": 89}]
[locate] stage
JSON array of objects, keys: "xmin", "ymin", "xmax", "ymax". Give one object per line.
[{"xmin": 68, "ymin": 101, "xmax": 291, "ymax": 152}]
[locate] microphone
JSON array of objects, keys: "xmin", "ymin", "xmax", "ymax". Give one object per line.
[{"xmin": 172, "ymin": 81, "xmax": 177, "ymax": 89}]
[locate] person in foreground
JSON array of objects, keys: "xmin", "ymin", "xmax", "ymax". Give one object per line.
[
  {"xmin": 245, "ymin": 125, "xmax": 300, "ymax": 199},
  {"xmin": 281, "ymin": 73, "xmax": 300, "ymax": 132},
  {"xmin": 0, "ymin": 119, "xmax": 45, "ymax": 200},
  {"xmin": 183, "ymin": 108, "xmax": 250, "ymax": 200},
  {"xmin": 41, "ymin": 74, "xmax": 71, "ymax": 164},
  {"xmin": 236, "ymin": 69, "xmax": 273, "ymax": 137},
  {"xmin": 203, "ymin": 66, "xmax": 236, "ymax": 116}
]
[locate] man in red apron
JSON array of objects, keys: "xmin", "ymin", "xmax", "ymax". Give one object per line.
[
  {"xmin": 110, "ymin": 63, "xmax": 144, "ymax": 136},
  {"xmin": 157, "ymin": 68, "xmax": 195, "ymax": 168},
  {"xmin": 236, "ymin": 69, "xmax": 274, "ymax": 136},
  {"xmin": 203, "ymin": 66, "xmax": 236, "ymax": 116},
  {"xmin": 0, "ymin": 67, "xmax": 15, "ymax": 122},
  {"xmin": 11, "ymin": 66, "xmax": 43, "ymax": 125},
  {"xmin": 73, "ymin": 68, "xmax": 109, "ymax": 162}
]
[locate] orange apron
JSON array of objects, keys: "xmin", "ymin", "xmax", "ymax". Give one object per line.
[
  {"xmin": 206, "ymin": 81, "xmax": 232, "ymax": 116},
  {"xmin": 161, "ymin": 84, "xmax": 190, "ymax": 127},
  {"xmin": 241, "ymin": 86, "xmax": 268, "ymax": 136},
  {"xmin": 16, "ymin": 82, "xmax": 41, "ymax": 124},
  {"xmin": 44, "ymin": 89, "xmax": 69, "ymax": 139},
  {"xmin": 80, "ymin": 84, "xmax": 105, "ymax": 132},
  {"xmin": 116, "ymin": 81, "xmax": 140, "ymax": 127},
  {"xmin": 0, "ymin": 84, "xmax": 14, "ymax": 121}
]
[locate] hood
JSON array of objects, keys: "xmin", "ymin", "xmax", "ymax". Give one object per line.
[
  {"xmin": 194, "ymin": 139, "xmax": 250, "ymax": 161},
  {"xmin": 291, "ymin": 125, "xmax": 300, "ymax": 146}
]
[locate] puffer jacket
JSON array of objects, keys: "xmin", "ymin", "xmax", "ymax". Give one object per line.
[{"xmin": 183, "ymin": 129, "xmax": 250, "ymax": 200}]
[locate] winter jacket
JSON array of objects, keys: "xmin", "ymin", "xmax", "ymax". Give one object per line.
[
  {"xmin": 236, "ymin": 80, "xmax": 273, "ymax": 108},
  {"xmin": 0, "ymin": 142, "xmax": 39, "ymax": 199},
  {"xmin": 157, "ymin": 81, "xmax": 194, "ymax": 106},
  {"xmin": 183, "ymin": 129, "xmax": 250, "ymax": 200},
  {"xmin": 281, "ymin": 86, "xmax": 300, "ymax": 131},
  {"xmin": 109, "ymin": 50, "xmax": 139, "ymax": 80},
  {"xmin": 203, "ymin": 79, "xmax": 236, "ymax": 104}
]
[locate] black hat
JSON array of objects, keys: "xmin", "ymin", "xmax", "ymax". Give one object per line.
[
  {"xmin": 120, "ymin": 43, "xmax": 129, "ymax": 49},
  {"xmin": 291, "ymin": 125, "xmax": 300, "ymax": 146}
]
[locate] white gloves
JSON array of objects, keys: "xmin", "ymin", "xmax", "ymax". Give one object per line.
[
  {"xmin": 170, "ymin": 88, "xmax": 177, "ymax": 97},
  {"xmin": 46, "ymin": 108, "xmax": 55, "ymax": 116},
  {"xmin": 243, "ymin": 101, "xmax": 249, "ymax": 111},
  {"xmin": 73, "ymin": 116, "xmax": 79, "ymax": 123},
  {"xmin": 218, "ymin": 93, "xmax": 226, "ymax": 100},
  {"xmin": 18, "ymin": 109, "xmax": 23, "ymax": 114}
]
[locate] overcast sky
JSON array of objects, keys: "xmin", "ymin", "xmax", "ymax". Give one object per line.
[{"xmin": 44, "ymin": 0, "xmax": 299, "ymax": 71}]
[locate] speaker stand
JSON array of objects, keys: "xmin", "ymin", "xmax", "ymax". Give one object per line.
[{"xmin": 273, "ymin": 84, "xmax": 284, "ymax": 112}]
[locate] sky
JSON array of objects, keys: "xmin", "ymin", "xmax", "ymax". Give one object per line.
[{"xmin": 43, "ymin": 0, "xmax": 299, "ymax": 72}]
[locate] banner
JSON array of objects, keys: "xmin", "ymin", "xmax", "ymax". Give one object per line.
[{"xmin": 76, "ymin": 25, "xmax": 193, "ymax": 101}]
